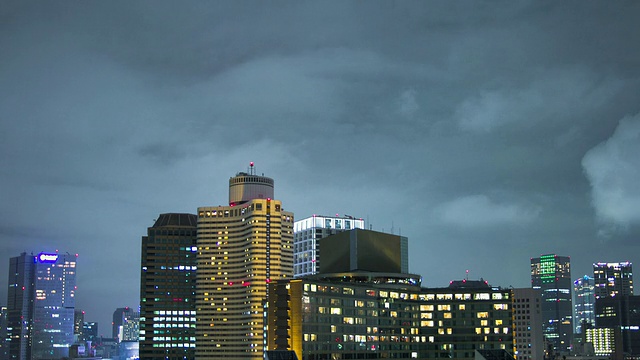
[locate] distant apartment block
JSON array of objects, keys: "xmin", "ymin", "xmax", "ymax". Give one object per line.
[{"xmin": 512, "ymin": 288, "xmax": 544, "ymax": 360}]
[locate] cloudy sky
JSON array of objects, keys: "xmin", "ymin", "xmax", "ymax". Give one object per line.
[{"xmin": 2, "ymin": 1, "xmax": 640, "ymax": 332}]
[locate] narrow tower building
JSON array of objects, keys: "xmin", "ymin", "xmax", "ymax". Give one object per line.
[{"xmin": 195, "ymin": 163, "xmax": 294, "ymax": 360}]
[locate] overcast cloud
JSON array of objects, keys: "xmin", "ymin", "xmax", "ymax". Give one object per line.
[{"xmin": 1, "ymin": 1, "xmax": 639, "ymax": 331}]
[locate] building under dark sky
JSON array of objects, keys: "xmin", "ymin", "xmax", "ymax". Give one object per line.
[
  {"xmin": 319, "ymin": 228, "xmax": 409, "ymax": 275},
  {"xmin": 293, "ymin": 214, "xmax": 365, "ymax": 277},
  {"xmin": 531, "ymin": 254, "xmax": 572, "ymax": 355},
  {"xmin": 574, "ymin": 275, "xmax": 596, "ymax": 334},
  {"xmin": 195, "ymin": 165, "xmax": 294, "ymax": 359},
  {"xmin": 139, "ymin": 213, "xmax": 198, "ymax": 359},
  {"xmin": 267, "ymin": 276, "xmax": 512, "ymax": 360},
  {"xmin": 6, "ymin": 252, "xmax": 77, "ymax": 360},
  {"xmin": 594, "ymin": 295, "xmax": 640, "ymax": 357},
  {"xmin": 593, "ymin": 262, "xmax": 633, "ymax": 299}
]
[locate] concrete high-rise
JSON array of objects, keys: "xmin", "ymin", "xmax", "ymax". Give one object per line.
[
  {"xmin": 195, "ymin": 163, "xmax": 294, "ymax": 360},
  {"xmin": 512, "ymin": 288, "xmax": 544, "ymax": 360},
  {"xmin": 574, "ymin": 275, "xmax": 596, "ymax": 334},
  {"xmin": 593, "ymin": 262, "xmax": 633, "ymax": 299},
  {"xmin": 139, "ymin": 213, "xmax": 198, "ymax": 359},
  {"xmin": 531, "ymin": 254, "xmax": 572, "ymax": 354},
  {"xmin": 6, "ymin": 252, "xmax": 77, "ymax": 360},
  {"xmin": 293, "ymin": 214, "xmax": 365, "ymax": 277}
]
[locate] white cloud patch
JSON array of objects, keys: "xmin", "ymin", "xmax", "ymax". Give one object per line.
[
  {"xmin": 454, "ymin": 68, "xmax": 622, "ymax": 133},
  {"xmin": 582, "ymin": 114, "xmax": 640, "ymax": 230},
  {"xmin": 397, "ymin": 88, "xmax": 419, "ymax": 118},
  {"xmin": 436, "ymin": 194, "xmax": 540, "ymax": 227}
]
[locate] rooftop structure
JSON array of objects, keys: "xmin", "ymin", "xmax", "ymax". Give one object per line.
[{"xmin": 294, "ymin": 214, "xmax": 365, "ymax": 277}]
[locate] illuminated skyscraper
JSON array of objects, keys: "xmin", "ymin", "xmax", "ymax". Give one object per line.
[
  {"xmin": 195, "ymin": 163, "xmax": 294, "ymax": 360},
  {"xmin": 293, "ymin": 214, "xmax": 365, "ymax": 277},
  {"xmin": 531, "ymin": 254, "xmax": 572, "ymax": 354},
  {"xmin": 593, "ymin": 262, "xmax": 633, "ymax": 299},
  {"xmin": 574, "ymin": 275, "xmax": 596, "ymax": 334},
  {"xmin": 139, "ymin": 213, "xmax": 198, "ymax": 359},
  {"xmin": 6, "ymin": 252, "xmax": 77, "ymax": 360}
]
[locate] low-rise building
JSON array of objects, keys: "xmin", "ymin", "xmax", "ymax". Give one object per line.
[{"xmin": 267, "ymin": 273, "xmax": 513, "ymax": 360}]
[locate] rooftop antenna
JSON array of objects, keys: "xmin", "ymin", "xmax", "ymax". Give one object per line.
[
  {"xmin": 466, "ymin": 269, "xmax": 470, "ymax": 281},
  {"xmin": 249, "ymin": 161, "xmax": 256, "ymax": 175}
]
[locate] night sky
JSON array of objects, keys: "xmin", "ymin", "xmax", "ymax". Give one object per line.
[{"xmin": 2, "ymin": 1, "xmax": 640, "ymax": 333}]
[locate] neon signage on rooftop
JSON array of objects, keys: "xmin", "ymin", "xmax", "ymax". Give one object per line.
[{"xmin": 36, "ymin": 252, "xmax": 59, "ymax": 263}]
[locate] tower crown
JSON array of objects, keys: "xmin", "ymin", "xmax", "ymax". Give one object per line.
[{"xmin": 228, "ymin": 162, "xmax": 274, "ymax": 206}]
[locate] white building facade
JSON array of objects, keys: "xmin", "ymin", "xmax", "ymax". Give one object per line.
[{"xmin": 293, "ymin": 215, "xmax": 364, "ymax": 277}]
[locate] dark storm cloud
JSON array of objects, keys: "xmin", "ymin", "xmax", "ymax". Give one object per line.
[{"xmin": 2, "ymin": 0, "xmax": 640, "ymax": 329}]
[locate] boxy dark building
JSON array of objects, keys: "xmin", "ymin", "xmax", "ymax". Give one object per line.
[
  {"xmin": 319, "ymin": 229, "xmax": 408, "ymax": 274},
  {"xmin": 139, "ymin": 213, "xmax": 198, "ymax": 359},
  {"xmin": 595, "ymin": 295, "xmax": 640, "ymax": 357}
]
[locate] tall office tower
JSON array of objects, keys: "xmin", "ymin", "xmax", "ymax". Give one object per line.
[
  {"xmin": 6, "ymin": 252, "xmax": 77, "ymax": 360},
  {"xmin": 195, "ymin": 164, "xmax": 294, "ymax": 360},
  {"xmin": 593, "ymin": 262, "xmax": 633, "ymax": 299},
  {"xmin": 574, "ymin": 275, "xmax": 596, "ymax": 333},
  {"xmin": 139, "ymin": 213, "xmax": 198, "ymax": 359},
  {"xmin": 512, "ymin": 288, "xmax": 544, "ymax": 360},
  {"xmin": 531, "ymin": 254, "xmax": 572, "ymax": 354},
  {"xmin": 293, "ymin": 214, "xmax": 365, "ymax": 277}
]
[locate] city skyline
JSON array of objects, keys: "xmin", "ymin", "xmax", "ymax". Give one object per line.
[{"xmin": 2, "ymin": 1, "xmax": 640, "ymax": 331}]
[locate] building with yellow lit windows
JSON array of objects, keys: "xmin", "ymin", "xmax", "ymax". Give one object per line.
[
  {"xmin": 267, "ymin": 275, "xmax": 513, "ymax": 360},
  {"xmin": 195, "ymin": 164, "xmax": 294, "ymax": 359}
]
